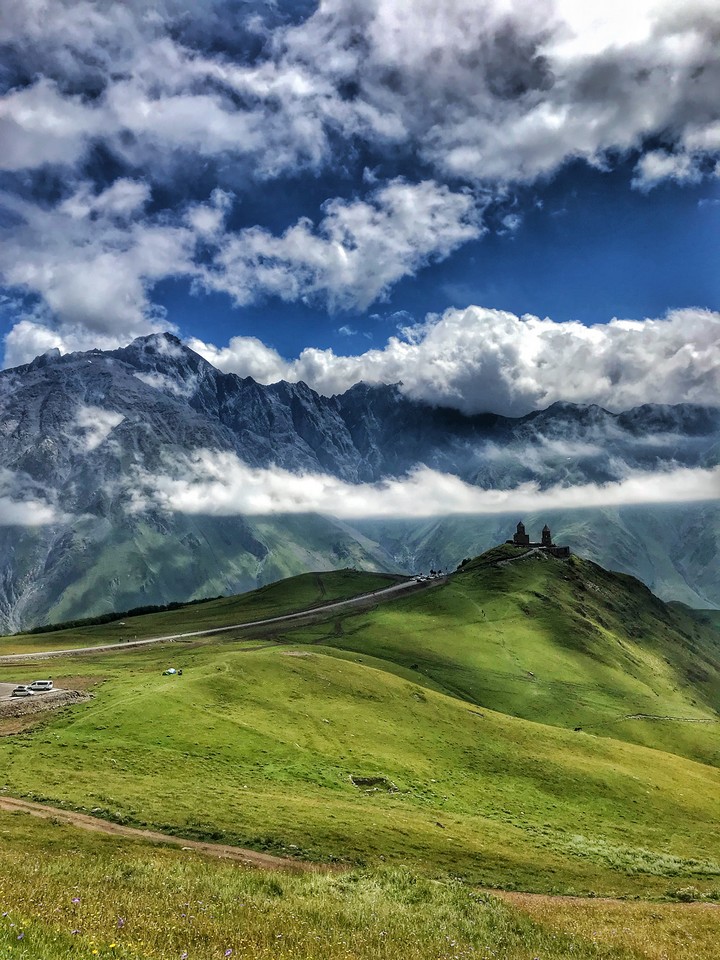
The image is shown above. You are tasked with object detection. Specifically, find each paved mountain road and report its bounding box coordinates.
[0,577,445,663]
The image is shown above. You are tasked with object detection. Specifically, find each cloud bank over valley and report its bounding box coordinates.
[130,452,720,521]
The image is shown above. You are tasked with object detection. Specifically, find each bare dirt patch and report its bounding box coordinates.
[350,775,398,793]
[0,689,92,723]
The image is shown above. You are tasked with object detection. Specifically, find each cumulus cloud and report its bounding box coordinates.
[2,1,720,373]
[190,305,720,415]
[198,179,483,310]
[632,150,703,190]
[131,450,720,519]
[2,0,720,189]
[1,178,481,366]
[0,182,195,339]
[0,177,204,365]
[187,335,291,385]
[3,319,137,370]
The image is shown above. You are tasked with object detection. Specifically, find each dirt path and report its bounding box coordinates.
[622,714,720,723]
[5,796,717,906]
[0,578,443,663]
[0,796,334,873]
[492,888,720,910]
[496,547,545,567]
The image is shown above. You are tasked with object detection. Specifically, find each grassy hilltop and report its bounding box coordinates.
[310,546,720,764]
[0,547,719,958]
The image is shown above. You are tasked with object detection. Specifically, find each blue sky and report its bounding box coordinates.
[1,0,719,415]
[151,160,720,362]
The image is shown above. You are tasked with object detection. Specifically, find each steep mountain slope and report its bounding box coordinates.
[0,332,718,629]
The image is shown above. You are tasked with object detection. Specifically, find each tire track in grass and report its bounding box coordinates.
[0,796,339,873]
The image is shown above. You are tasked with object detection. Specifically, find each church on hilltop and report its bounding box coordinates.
[506,522,571,558]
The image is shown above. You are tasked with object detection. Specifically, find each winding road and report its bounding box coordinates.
[0,576,444,663]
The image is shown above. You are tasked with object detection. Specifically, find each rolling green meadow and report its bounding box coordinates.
[0,549,719,957]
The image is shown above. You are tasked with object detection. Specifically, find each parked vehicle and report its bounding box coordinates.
[28,680,53,692]
[11,685,34,697]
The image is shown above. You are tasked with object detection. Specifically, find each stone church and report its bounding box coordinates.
[506,522,571,558]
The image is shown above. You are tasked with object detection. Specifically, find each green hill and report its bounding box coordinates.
[0,546,719,904]
[289,547,720,766]
[2,638,720,898]
[0,568,405,655]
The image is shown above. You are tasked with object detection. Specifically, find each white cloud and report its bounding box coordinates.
[3,319,136,369]
[1,0,719,189]
[0,79,107,171]
[186,335,291,384]
[0,468,67,526]
[0,496,63,526]
[0,180,196,358]
[0,178,480,364]
[632,150,702,190]
[190,305,720,415]
[198,179,483,311]
[2,1,720,375]
[59,179,151,219]
[185,189,233,237]
[133,371,197,398]
[74,405,125,452]
[131,450,720,519]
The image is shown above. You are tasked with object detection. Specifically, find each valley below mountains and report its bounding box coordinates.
[0,332,718,631]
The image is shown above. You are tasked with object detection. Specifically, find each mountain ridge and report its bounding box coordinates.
[0,332,718,630]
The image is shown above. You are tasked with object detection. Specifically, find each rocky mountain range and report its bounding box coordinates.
[0,332,718,631]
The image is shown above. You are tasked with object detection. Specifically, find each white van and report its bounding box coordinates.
[28,680,53,692]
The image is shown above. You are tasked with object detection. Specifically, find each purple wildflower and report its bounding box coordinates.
[71,897,81,905]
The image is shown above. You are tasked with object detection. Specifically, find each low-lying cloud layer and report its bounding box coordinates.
[131,450,720,519]
[190,306,720,415]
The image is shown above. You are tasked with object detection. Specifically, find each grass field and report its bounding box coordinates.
[0,637,719,897]
[0,550,718,957]
[0,569,404,655]
[1,812,719,960]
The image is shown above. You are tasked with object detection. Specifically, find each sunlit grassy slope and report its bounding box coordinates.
[1,635,720,897]
[0,568,403,654]
[0,545,718,919]
[280,547,720,765]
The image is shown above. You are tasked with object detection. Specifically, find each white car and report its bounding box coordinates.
[11,685,34,698]
[28,680,53,692]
